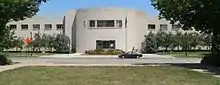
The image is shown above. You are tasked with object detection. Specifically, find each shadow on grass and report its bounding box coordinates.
[133,63,220,75]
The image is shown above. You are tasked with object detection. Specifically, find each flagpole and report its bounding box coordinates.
[125,13,128,52]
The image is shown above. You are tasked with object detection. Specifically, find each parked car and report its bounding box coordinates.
[118,51,143,59]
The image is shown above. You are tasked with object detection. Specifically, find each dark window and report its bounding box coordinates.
[21,24,28,30]
[45,24,52,30]
[33,24,40,30]
[160,24,168,30]
[89,20,95,27]
[56,24,63,30]
[9,25,17,30]
[172,24,181,30]
[96,40,115,49]
[97,20,115,27]
[116,20,122,27]
[148,24,156,30]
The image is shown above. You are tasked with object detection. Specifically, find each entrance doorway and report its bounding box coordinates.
[96,40,115,49]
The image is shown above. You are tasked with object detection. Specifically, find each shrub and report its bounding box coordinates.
[85,49,124,55]
[0,54,12,65]
[201,54,220,66]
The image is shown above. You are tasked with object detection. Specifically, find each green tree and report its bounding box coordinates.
[0,0,47,52]
[201,33,212,51]
[0,28,17,51]
[151,0,220,55]
[31,33,42,51]
[13,37,25,51]
[156,31,167,51]
[142,32,157,53]
[174,32,183,51]
[53,34,70,53]
[42,34,55,52]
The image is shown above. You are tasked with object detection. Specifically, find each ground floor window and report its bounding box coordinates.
[96,40,115,49]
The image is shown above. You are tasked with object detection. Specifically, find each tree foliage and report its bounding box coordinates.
[53,34,70,53]
[142,32,157,53]
[151,0,220,55]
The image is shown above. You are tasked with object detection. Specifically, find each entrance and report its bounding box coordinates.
[96,40,115,49]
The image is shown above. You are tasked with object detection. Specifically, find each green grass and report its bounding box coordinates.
[0,66,219,85]
[1,52,54,57]
[158,52,210,58]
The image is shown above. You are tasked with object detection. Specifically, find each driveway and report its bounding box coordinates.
[9,54,201,65]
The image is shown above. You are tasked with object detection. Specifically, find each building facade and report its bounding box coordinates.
[7,7,184,53]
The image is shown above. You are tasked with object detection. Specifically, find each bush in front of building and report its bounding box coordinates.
[85,49,125,55]
[0,54,12,65]
[141,31,158,53]
[53,34,70,53]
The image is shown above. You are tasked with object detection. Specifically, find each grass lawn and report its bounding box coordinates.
[158,51,210,58]
[1,52,54,57]
[0,66,219,85]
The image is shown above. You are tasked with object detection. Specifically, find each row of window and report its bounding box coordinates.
[9,24,64,30]
[148,24,181,31]
[89,20,122,28]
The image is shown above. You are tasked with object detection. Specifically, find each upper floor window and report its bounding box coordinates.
[97,20,115,27]
[148,24,156,30]
[33,24,40,30]
[89,20,95,27]
[160,24,168,31]
[116,20,122,28]
[21,24,28,30]
[56,24,63,30]
[9,24,17,30]
[45,24,52,30]
[172,24,181,30]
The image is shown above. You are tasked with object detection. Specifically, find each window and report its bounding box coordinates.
[96,40,115,49]
[160,24,168,30]
[56,24,63,30]
[9,25,17,30]
[33,24,40,30]
[148,24,156,30]
[116,20,122,28]
[21,24,28,30]
[89,20,96,27]
[45,24,52,30]
[97,20,115,27]
[172,24,181,30]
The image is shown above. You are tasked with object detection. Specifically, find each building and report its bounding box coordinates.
[7,7,184,53]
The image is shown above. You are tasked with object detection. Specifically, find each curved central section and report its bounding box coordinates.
[74,8,146,53]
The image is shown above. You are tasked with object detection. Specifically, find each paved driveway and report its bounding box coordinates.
[10,56,202,65]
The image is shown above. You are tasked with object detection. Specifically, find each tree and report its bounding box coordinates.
[151,0,220,55]
[0,0,47,51]
[174,32,183,51]
[13,37,25,51]
[142,32,157,53]
[42,34,55,52]
[156,31,167,51]
[201,33,212,51]
[53,34,70,53]
[31,33,43,51]
[0,28,17,51]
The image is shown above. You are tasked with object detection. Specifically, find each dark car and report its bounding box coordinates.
[118,51,143,59]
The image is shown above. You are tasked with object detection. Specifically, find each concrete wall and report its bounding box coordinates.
[70,8,147,53]
[7,16,63,38]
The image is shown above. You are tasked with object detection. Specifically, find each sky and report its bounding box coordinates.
[37,0,159,17]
